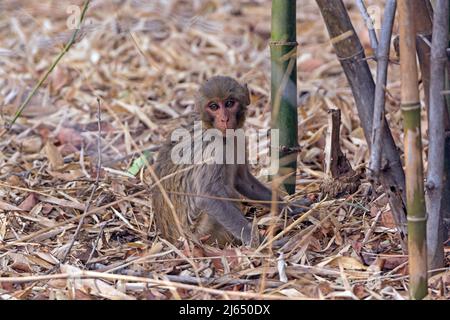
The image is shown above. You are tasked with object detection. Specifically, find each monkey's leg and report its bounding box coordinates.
[196,191,259,247]
[194,213,238,246]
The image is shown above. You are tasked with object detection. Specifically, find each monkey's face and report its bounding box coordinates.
[204,98,242,134]
[196,76,249,133]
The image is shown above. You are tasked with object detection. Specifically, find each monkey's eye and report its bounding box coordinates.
[208,103,219,111]
[225,99,235,108]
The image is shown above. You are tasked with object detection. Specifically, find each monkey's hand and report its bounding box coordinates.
[242,225,261,248]
[251,230,261,248]
[281,197,311,216]
[271,236,290,250]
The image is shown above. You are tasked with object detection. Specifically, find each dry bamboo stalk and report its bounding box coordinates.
[425,0,448,271]
[412,0,434,114]
[444,0,450,248]
[369,0,397,177]
[399,0,428,300]
[355,0,379,52]
[315,0,408,247]
[324,109,342,178]
[324,109,352,178]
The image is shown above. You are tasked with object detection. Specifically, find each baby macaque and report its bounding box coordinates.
[152,76,307,247]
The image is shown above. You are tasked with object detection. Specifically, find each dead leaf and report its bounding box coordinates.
[279,288,304,298]
[37,195,84,210]
[57,127,83,148]
[353,284,368,299]
[60,265,136,300]
[299,58,324,72]
[59,143,80,156]
[50,66,69,93]
[42,203,54,214]
[6,175,24,187]
[0,200,23,211]
[381,211,396,229]
[27,255,54,270]
[21,136,43,153]
[18,193,38,211]
[324,256,367,271]
[9,253,32,273]
[44,141,64,170]
[381,256,408,271]
[47,170,84,181]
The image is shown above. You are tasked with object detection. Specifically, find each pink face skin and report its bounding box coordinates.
[205,98,240,133]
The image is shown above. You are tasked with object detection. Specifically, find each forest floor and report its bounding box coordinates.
[0,0,448,300]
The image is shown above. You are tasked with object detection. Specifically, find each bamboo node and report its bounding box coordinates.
[400,102,421,111]
[407,215,428,222]
[279,145,302,155]
[425,181,435,190]
[337,48,364,62]
[269,40,298,47]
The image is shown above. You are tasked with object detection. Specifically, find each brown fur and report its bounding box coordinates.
[152,76,308,247]
[196,76,249,129]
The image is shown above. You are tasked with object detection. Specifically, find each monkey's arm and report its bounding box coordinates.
[235,166,310,213]
[235,165,280,208]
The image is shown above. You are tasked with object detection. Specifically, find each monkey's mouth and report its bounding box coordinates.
[221,128,238,136]
[215,125,235,135]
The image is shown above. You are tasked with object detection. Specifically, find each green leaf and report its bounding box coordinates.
[128,151,152,176]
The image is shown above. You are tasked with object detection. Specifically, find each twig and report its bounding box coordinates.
[258,174,283,295]
[119,270,284,288]
[0,271,302,300]
[86,221,109,266]
[361,208,383,246]
[103,103,186,240]
[284,192,360,258]
[102,145,161,166]
[158,238,204,285]
[418,34,432,48]
[0,189,147,251]
[253,196,332,255]
[369,0,397,177]
[59,98,102,264]
[0,169,306,251]
[8,0,91,127]
[355,0,379,52]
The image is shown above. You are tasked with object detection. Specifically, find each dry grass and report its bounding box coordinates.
[0,0,448,300]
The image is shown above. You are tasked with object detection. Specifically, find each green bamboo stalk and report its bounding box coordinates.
[270,0,298,195]
[399,0,428,300]
[9,0,91,126]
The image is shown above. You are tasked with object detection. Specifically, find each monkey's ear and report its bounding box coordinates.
[242,83,250,106]
[194,92,205,112]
